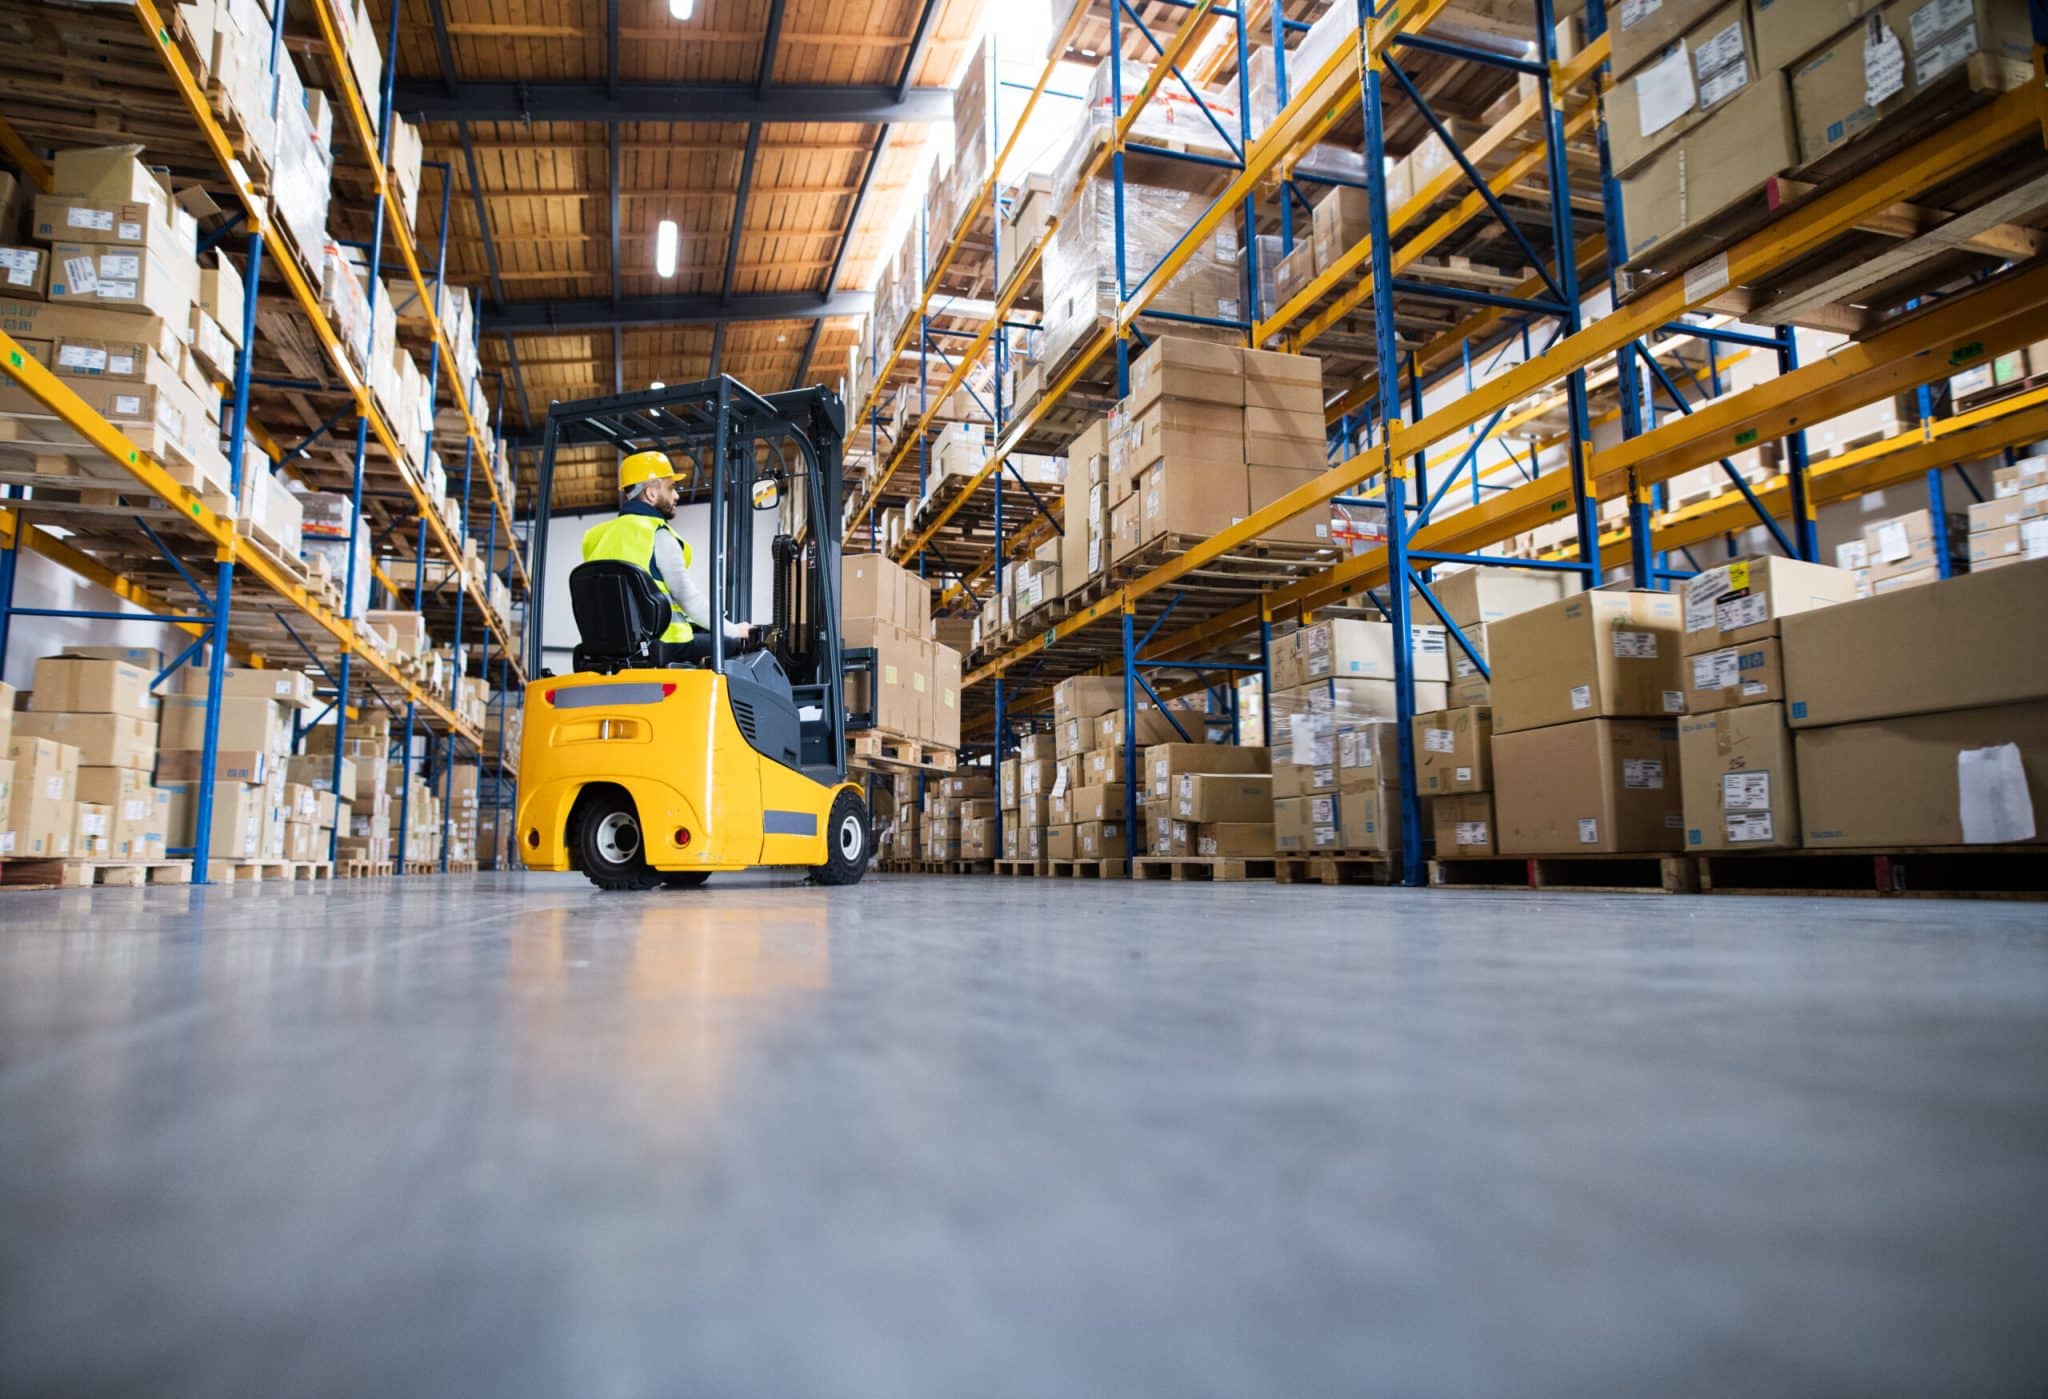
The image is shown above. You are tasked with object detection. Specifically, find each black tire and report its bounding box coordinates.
[572,789,663,891]
[660,871,712,889]
[810,789,871,886]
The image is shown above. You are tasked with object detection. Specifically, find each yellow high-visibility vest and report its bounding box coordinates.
[582,513,693,643]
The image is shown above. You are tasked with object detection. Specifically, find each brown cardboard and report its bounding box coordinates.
[1110,493,1143,563]
[1611,0,1728,76]
[1195,822,1275,857]
[1143,743,1269,802]
[1492,718,1685,854]
[1311,185,1372,272]
[1792,0,2034,167]
[77,766,155,857]
[1431,568,1577,629]
[1448,623,1491,706]
[0,245,47,298]
[1431,792,1496,857]
[1863,509,1967,583]
[1076,820,1127,859]
[1336,721,1401,792]
[1045,823,1077,860]
[0,297,187,361]
[1681,556,1858,654]
[1752,0,1880,73]
[1781,556,2048,727]
[5,735,79,858]
[154,746,270,786]
[1136,457,1250,544]
[177,664,319,710]
[1297,617,1450,684]
[159,693,287,754]
[842,554,902,629]
[1273,795,1335,853]
[48,235,198,321]
[72,801,111,857]
[1274,242,1316,306]
[1679,702,1800,851]
[13,711,155,770]
[1173,773,1272,823]
[1122,398,1245,476]
[1068,783,1129,824]
[1488,590,1687,734]
[1125,335,1241,414]
[1412,706,1492,794]
[1620,78,1798,263]
[1607,1,1760,177]
[1795,700,2048,847]
[932,643,962,750]
[1334,787,1401,853]
[1684,635,1786,713]
[30,656,157,718]
[1095,699,1206,750]
[205,781,267,859]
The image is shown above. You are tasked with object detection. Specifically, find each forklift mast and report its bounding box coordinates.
[526,375,857,779]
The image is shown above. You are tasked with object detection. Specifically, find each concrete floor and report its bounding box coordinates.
[0,874,2045,1397]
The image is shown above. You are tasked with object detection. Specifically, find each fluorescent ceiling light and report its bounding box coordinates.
[655,219,678,278]
[669,0,694,18]
[649,380,665,390]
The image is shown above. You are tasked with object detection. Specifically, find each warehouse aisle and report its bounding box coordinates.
[1,875,2045,1396]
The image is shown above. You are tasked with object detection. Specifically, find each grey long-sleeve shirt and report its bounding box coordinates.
[648,525,746,641]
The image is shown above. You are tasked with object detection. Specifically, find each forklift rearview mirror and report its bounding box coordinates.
[751,478,781,511]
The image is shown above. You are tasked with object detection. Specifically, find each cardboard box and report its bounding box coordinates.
[1607,1,1761,177]
[1413,706,1492,795]
[1796,700,2048,847]
[1681,556,1858,654]
[7,736,79,857]
[1311,185,1372,272]
[204,781,267,859]
[1125,335,1241,414]
[1274,795,1337,852]
[1431,792,1496,857]
[1076,820,1127,859]
[1195,822,1275,858]
[30,656,158,718]
[13,711,156,770]
[288,753,356,801]
[72,801,111,857]
[1752,0,1880,74]
[1620,78,1799,263]
[1487,590,1687,734]
[1610,0,1729,76]
[1110,492,1143,564]
[1143,743,1269,801]
[1431,568,1577,629]
[1274,241,1316,306]
[1332,787,1401,853]
[1135,457,1250,545]
[0,245,47,298]
[1863,509,1968,584]
[842,553,902,628]
[1045,823,1077,860]
[1121,397,1245,477]
[1791,0,2034,168]
[1240,349,1323,413]
[1296,617,1449,685]
[159,693,288,755]
[1173,773,1272,823]
[77,766,156,857]
[153,747,271,785]
[1068,783,1129,824]
[48,235,199,321]
[1247,465,1332,546]
[1448,624,1491,706]
[1492,718,1685,854]
[1684,636,1786,713]
[1781,556,2048,727]
[178,664,319,710]
[1680,702,1800,851]
[1336,721,1401,792]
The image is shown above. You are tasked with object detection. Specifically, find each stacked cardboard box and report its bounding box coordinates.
[4,677,80,860]
[1006,729,1059,862]
[1114,338,1245,562]
[1675,558,1857,851]
[1862,507,1968,593]
[159,662,316,861]
[1145,743,1274,857]
[1415,706,1497,857]
[1242,350,1332,546]
[1967,458,2048,572]
[922,772,993,861]
[14,656,166,861]
[1428,567,1580,709]
[1782,557,2048,846]
[888,772,922,861]
[1489,591,1688,854]
[1268,617,1448,853]
[313,707,394,864]
[842,553,963,751]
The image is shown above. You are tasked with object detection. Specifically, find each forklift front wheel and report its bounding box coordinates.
[661,871,712,889]
[811,790,871,887]
[574,789,664,892]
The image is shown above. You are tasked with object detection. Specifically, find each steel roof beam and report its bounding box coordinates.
[480,291,872,332]
[393,82,953,123]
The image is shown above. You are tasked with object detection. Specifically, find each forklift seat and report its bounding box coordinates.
[568,560,697,673]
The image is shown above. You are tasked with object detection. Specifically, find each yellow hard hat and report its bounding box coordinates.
[620,450,676,490]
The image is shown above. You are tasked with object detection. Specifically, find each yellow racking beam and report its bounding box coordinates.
[0,112,52,193]
[964,82,2047,685]
[125,0,520,677]
[302,0,527,595]
[0,330,475,740]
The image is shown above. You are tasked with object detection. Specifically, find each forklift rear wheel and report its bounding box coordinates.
[661,871,712,889]
[811,790,870,886]
[575,792,663,891]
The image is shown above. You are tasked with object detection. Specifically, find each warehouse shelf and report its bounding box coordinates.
[867,1,2048,884]
[0,0,525,877]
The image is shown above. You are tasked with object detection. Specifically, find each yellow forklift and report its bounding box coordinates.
[517,377,875,890]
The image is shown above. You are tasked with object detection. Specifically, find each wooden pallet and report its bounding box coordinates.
[907,859,992,875]
[441,860,480,874]
[994,858,1047,877]
[1429,853,1698,894]
[402,860,442,875]
[340,858,396,878]
[1046,857,1127,878]
[1695,845,2048,900]
[1274,852,1398,886]
[206,859,332,884]
[0,858,193,889]
[1132,856,1274,882]
[848,732,959,775]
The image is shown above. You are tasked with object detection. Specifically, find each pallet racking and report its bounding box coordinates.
[838,0,2048,884]
[0,0,528,879]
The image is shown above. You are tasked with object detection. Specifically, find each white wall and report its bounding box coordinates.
[4,550,189,691]
[537,501,778,672]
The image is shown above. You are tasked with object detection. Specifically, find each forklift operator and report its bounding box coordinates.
[582,449,752,665]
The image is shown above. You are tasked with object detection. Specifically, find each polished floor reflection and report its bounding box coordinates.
[1,871,2045,1396]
